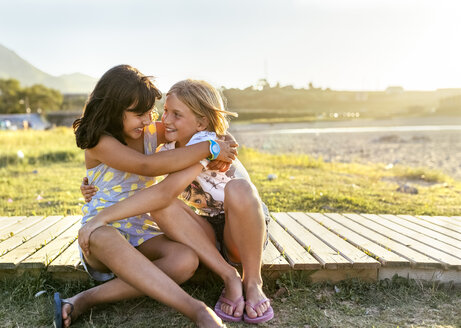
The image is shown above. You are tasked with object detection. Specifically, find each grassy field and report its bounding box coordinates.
[1,128,461,327]
[1,128,461,216]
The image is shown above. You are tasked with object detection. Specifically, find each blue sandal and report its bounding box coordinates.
[53,292,74,328]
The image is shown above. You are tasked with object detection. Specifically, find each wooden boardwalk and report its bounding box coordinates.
[1,213,460,284]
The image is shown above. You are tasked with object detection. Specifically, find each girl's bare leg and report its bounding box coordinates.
[222,179,270,319]
[61,227,223,328]
[151,200,244,318]
[61,234,198,327]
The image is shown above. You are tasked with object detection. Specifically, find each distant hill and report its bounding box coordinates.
[0,44,97,94]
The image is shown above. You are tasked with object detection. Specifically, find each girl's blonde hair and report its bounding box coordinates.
[167,79,237,135]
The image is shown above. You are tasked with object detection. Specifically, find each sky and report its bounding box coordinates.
[1,0,460,92]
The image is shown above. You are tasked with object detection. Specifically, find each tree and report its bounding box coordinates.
[0,79,23,113]
[0,79,63,114]
[24,84,63,111]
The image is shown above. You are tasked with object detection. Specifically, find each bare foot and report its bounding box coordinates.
[196,306,226,328]
[219,271,244,318]
[243,281,270,319]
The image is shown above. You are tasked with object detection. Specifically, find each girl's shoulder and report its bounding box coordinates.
[85,135,131,169]
[144,122,158,137]
[85,134,118,155]
[144,122,160,155]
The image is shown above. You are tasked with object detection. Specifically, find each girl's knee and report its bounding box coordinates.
[151,199,185,223]
[88,225,118,250]
[182,246,200,272]
[170,244,199,276]
[225,179,259,206]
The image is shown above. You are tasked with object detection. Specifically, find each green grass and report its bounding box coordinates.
[0,128,85,216]
[239,147,461,216]
[1,272,460,327]
[1,129,461,327]
[1,129,461,216]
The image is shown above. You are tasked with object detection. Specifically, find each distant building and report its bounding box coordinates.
[0,113,50,130]
[385,86,404,95]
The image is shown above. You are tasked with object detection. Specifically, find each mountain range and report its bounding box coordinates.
[0,44,97,94]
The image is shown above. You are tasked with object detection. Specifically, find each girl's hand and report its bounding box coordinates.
[215,139,238,163]
[222,132,238,145]
[78,217,106,257]
[207,160,231,172]
[80,177,97,203]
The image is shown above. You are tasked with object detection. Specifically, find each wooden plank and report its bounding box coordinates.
[268,217,321,270]
[272,212,349,269]
[0,216,79,269]
[336,214,441,269]
[0,216,26,230]
[0,213,456,282]
[295,213,380,269]
[418,215,461,233]
[19,219,81,269]
[261,240,290,270]
[0,216,45,242]
[309,213,409,267]
[0,216,63,256]
[354,214,461,269]
[400,215,461,241]
[433,216,461,228]
[378,214,461,251]
[47,239,81,272]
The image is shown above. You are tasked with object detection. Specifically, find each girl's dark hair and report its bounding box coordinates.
[73,64,162,149]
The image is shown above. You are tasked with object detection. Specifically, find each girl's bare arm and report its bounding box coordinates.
[87,135,237,177]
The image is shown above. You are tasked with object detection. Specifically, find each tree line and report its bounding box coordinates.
[0,77,332,114]
[2,77,460,118]
[0,79,62,114]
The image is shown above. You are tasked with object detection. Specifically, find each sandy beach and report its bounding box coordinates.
[230,116,461,180]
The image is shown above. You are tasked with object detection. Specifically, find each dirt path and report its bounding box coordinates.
[231,119,461,180]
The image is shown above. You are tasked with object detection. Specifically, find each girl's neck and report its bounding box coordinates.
[175,133,197,148]
[175,139,188,148]
[125,133,145,153]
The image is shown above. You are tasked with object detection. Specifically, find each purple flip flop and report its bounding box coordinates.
[243,298,274,324]
[214,289,244,322]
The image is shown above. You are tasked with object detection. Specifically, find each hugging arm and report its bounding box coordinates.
[88,133,237,177]
[79,163,203,256]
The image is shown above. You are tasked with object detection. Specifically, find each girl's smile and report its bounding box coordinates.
[123,109,153,140]
[162,94,207,147]
[164,127,177,133]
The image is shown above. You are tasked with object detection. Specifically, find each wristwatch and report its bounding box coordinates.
[207,139,220,160]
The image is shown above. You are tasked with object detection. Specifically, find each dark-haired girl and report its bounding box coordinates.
[55,65,236,328]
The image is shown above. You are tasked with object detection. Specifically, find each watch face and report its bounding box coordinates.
[212,143,220,153]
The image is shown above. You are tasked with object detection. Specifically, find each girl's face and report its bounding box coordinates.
[162,94,207,147]
[122,107,154,141]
